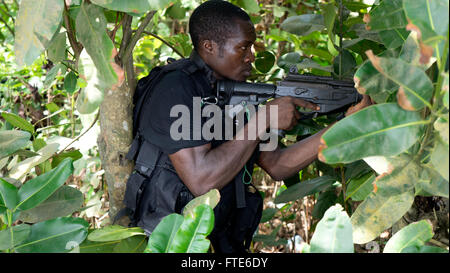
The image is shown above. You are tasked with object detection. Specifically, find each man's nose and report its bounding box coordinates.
[245,45,255,63]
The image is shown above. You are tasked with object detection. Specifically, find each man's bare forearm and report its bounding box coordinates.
[170,110,268,196]
[258,126,330,180]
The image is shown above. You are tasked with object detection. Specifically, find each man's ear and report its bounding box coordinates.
[200,39,217,55]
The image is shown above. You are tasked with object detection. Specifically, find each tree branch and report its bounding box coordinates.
[119,10,156,65]
[0,15,13,36]
[63,1,82,60]
[141,30,185,58]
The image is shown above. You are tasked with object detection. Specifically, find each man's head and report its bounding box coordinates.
[189,0,256,82]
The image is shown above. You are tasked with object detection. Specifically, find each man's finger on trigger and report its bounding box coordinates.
[294,110,301,120]
[293,98,319,111]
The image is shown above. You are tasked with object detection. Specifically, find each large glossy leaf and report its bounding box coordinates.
[169,204,214,253]
[0,130,31,159]
[281,14,325,36]
[79,239,120,253]
[365,0,409,49]
[91,0,171,14]
[319,103,426,164]
[415,166,449,198]
[146,213,184,253]
[274,176,336,204]
[403,0,449,61]
[1,112,34,133]
[384,220,434,253]
[430,138,449,181]
[401,245,448,253]
[0,224,31,250]
[14,0,64,66]
[75,2,118,88]
[354,33,427,103]
[183,189,220,217]
[310,204,353,253]
[366,0,407,31]
[0,177,18,212]
[16,158,74,211]
[366,52,433,111]
[113,235,147,253]
[351,189,415,244]
[14,217,88,253]
[87,225,145,242]
[9,143,60,180]
[18,186,83,223]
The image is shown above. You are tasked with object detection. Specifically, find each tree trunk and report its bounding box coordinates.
[97,80,134,225]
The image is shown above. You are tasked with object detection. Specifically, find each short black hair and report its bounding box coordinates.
[189,0,251,51]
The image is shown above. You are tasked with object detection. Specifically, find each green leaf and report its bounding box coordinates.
[146,213,184,253]
[333,50,356,77]
[366,53,433,111]
[14,217,88,253]
[415,166,449,198]
[1,112,34,134]
[297,58,333,73]
[401,245,448,253]
[434,114,449,145]
[9,143,60,180]
[76,2,118,88]
[403,0,448,60]
[367,0,408,31]
[47,32,67,64]
[16,158,74,211]
[321,2,337,43]
[365,0,410,49]
[255,51,275,74]
[183,189,220,217]
[169,204,214,253]
[281,14,325,37]
[113,235,147,253]
[0,130,31,159]
[319,103,426,164]
[260,208,278,223]
[76,49,105,114]
[351,189,415,244]
[310,204,354,253]
[91,0,170,14]
[312,187,339,220]
[87,225,146,242]
[237,0,260,14]
[64,71,78,94]
[0,177,19,211]
[384,220,434,253]
[430,138,449,181]
[274,176,336,204]
[18,186,83,223]
[0,224,31,250]
[166,1,186,20]
[79,238,120,253]
[345,172,375,201]
[443,73,449,108]
[14,0,64,66]
[51,149,83,168]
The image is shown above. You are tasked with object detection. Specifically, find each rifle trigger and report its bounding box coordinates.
[201,96,218,105]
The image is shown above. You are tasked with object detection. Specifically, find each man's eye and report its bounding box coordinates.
[240,46,247,51]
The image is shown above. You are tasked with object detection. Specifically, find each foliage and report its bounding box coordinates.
[0,0,448,253]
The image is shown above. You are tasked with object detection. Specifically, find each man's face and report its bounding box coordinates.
[205,19,256,82]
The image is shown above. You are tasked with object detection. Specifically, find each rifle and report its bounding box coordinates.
[215,68,362,120]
